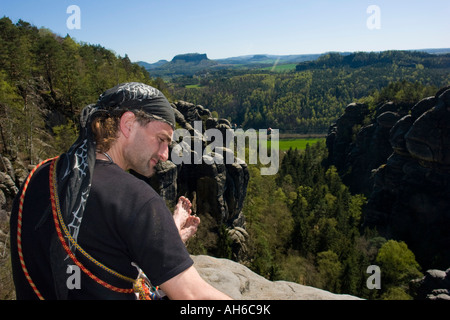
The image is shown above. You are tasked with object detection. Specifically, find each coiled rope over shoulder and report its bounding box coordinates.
[17,157,161,300]
[49,157,135,295]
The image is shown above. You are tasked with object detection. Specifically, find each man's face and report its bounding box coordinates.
[124,119,173,178]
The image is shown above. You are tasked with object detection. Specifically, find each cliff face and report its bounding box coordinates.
[326,86,450,270]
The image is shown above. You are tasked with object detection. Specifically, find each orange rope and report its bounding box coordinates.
[17,157,58,300]
[48,158,134,295]
[16,156,157,300]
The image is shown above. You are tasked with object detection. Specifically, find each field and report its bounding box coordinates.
[261,63,298,72]
[185,84,202,89]
[275,138,324,151]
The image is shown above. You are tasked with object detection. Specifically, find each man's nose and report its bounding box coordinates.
[158,144,169,162]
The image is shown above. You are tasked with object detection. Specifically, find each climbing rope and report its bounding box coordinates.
[17,157,56,300]
[49,157,135,295]
[17,157,161,300]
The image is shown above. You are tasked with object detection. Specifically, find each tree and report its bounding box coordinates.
[291,185,324,255]
[317,250,342,292]
[61,35,83,112]
[34,29,64,99]
[244,165,293,280]
[0,71,22,157]
[375,240,422,289]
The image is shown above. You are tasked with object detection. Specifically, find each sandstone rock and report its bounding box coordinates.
[326,102,369,172]
[405,89,450,165]
[376,111,401,128]
[327,102,401,195]
[173,100,204,124]
[152,160,178,201]
[410,96,435,120]
[0,171,18,198]
[0,156,15,183]
[205,118,219,130]
[193,255,362,300]
[410,268,450,300]
[145,101,250,259]
[328,86,450,269]
[389,115,414,155]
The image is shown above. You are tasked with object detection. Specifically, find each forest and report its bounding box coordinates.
[0,17,446,300]
[0,17,165,163]
[168,51,450,133]
[236,140,423,300]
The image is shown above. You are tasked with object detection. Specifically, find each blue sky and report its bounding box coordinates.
[1,0,449,63]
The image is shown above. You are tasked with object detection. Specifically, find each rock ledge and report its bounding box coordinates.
[193,255,362,300]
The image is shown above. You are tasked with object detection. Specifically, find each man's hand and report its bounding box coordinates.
[173,196,200,243]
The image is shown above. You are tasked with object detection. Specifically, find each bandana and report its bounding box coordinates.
[96,82,175,128]
[55,82,175,249]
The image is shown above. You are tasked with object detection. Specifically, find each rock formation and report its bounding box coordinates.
[326,101,410,195]
[192,255,362,300]
[144,101,250,260]
[0,155,21,228]
[326,86,450,269]
[172,53,209,63]
[410,268,450,300]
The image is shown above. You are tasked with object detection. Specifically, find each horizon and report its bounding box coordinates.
[138,48,450,64]
[1,0,449,64]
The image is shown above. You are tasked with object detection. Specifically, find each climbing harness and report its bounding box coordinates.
[16,157,162,300]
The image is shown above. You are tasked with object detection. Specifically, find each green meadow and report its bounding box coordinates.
[261,63,298,72]
[268,137,325,151]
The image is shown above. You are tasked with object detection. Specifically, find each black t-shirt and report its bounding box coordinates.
[10,160,193,300]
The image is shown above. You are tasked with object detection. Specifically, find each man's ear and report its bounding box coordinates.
[119,111,136,139]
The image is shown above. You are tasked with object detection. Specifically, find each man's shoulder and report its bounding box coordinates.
[93,161,157,196]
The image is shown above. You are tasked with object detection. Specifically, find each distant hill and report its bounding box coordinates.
[172,53,210,63]
[136,59,169,70]
[137,53,326,78]
[138,48,450,79]
[137,53,219,78]
[215,53,323,65]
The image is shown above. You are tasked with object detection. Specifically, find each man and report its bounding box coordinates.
[10,82,231,300]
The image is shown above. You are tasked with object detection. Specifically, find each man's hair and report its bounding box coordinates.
[91,109,157,153]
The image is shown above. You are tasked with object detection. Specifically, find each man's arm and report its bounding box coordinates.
[165,197,230,299]
[159,266,232,300]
